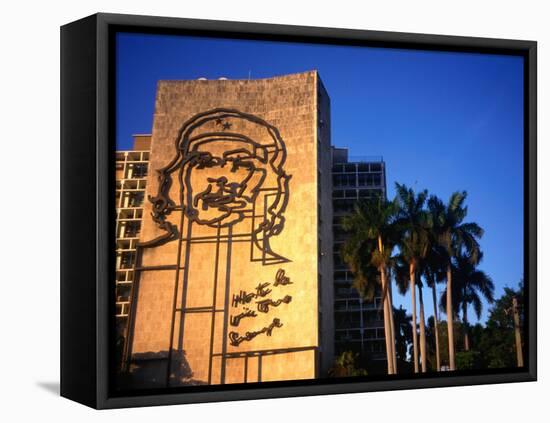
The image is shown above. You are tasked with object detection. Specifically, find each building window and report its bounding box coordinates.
[332,173,356,187]
[333,199,355,213]
[358,173,382,187]
[358,189,374,198]
[121,191,144,208]
[334,252,344,268]
[129,163,148,179]
[122,221,141,238]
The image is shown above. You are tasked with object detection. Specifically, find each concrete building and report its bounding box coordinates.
[115,135,151,320]
[115,135,151,372]
[331,147,388,364]
[123,71,335,388]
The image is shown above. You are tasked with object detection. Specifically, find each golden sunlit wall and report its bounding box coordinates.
[126,71,334,388]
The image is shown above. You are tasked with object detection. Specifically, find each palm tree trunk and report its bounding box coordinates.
[446,263,456,370]
[377,235,395,374]
[512,297,524,367]
[387,275,397,372]
[380,266,395,375]
[418,284,427,372]
[410,262,419,373]
[463,301,470,351]
[431,283,441,371]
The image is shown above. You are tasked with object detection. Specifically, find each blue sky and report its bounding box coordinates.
[116,32,524,324]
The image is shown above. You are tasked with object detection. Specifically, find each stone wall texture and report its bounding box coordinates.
[128,71,334,388]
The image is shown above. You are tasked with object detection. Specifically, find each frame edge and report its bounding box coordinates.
[84,12,538,409]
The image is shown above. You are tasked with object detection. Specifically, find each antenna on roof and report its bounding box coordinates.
[248,70,251,80]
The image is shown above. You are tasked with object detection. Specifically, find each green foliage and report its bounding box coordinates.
[329,351,368,377]
[456,350,482,370]
[477,282,525,368]
[425,318,454,370]
[439,252,495,319]
[337,179,523,375]
[393,305,413,362]
[340,194,398,301]
[427,192,483,264]
[394,183,431,267]
[425,282,524,371]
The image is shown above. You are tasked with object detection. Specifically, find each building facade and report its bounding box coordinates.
[115,136,151,320]
[123,71,335,389]
[331,147,388,365]
[114,135,151,369]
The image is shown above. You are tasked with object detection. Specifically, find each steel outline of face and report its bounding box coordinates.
[183,137,269,227]
[140,108,291,265]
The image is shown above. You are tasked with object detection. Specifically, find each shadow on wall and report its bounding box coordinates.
[116,350,207,391]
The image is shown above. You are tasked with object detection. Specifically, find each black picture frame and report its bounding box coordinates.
[60,12,537,409]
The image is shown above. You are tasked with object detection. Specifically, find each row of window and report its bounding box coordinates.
[115,151,150,163]
[115,191,145,209]
[333,173,382,188]
[117,208,143,221]
[114,153,148,319]
[335,330,386,346]
[332,188,381,200]
[116,251,136,270]
[115,301,131,318]
[334,269,354,282]
[333,199,357,214]
[116,284,131,302]
[336,327,385,339]
[116,269,134,283]
[334,298,383,312]
[332,163,382,173]
[335,311,383,328]
[116,178,147,192]
[116,221,141,239]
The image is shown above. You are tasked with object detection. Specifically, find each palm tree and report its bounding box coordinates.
[393,254,421,372]
[329,351,368,377]
[394,183,430,373]
[428,192,483,370]
[416,277,428,372]
[422,248,446,371]
[393,305,413,370]
[386,268,398,373]
[440,252,495,351]
[341,195,398,374]
[393,255,414,367]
